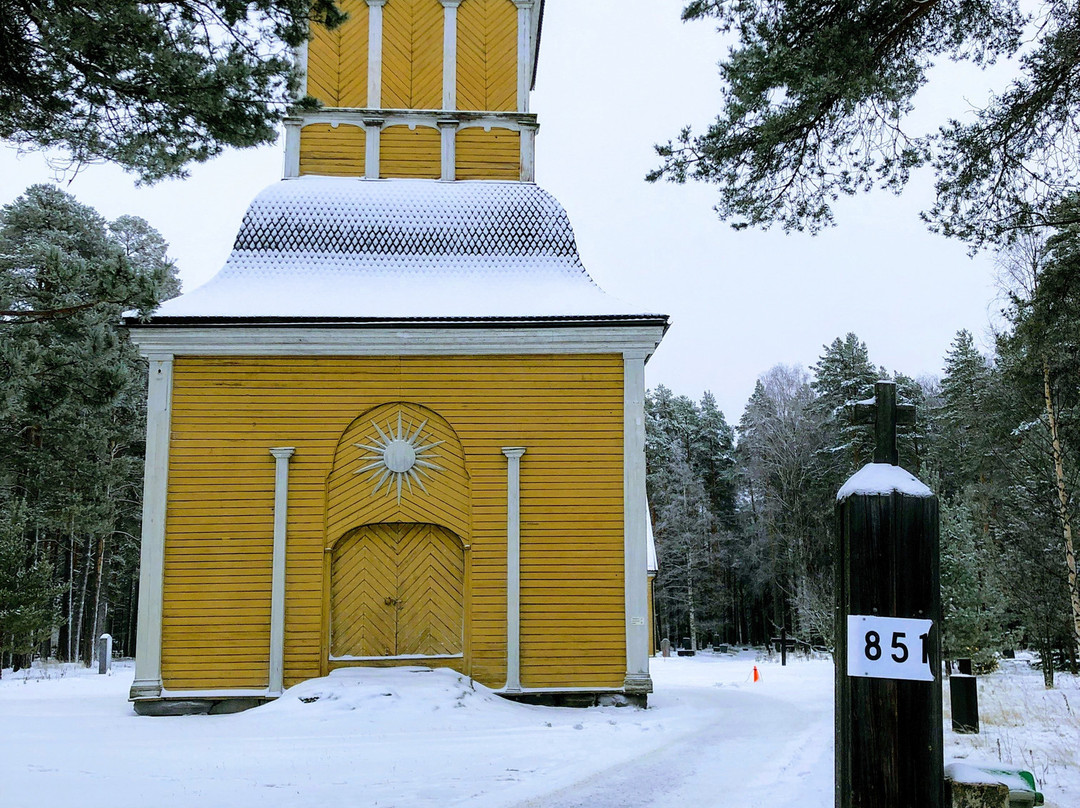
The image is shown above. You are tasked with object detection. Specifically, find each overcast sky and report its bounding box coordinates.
[0,1,1010,423]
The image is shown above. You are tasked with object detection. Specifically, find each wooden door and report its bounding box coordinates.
[331,523,464,658]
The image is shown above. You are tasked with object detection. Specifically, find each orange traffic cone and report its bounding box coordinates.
[753,665,760,682]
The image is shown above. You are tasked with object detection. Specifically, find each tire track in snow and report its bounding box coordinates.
[505,685,832,808]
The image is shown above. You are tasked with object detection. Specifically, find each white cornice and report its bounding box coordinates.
[126,324,667,360]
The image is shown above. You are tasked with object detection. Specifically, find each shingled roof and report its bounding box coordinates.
[146,177,662,323]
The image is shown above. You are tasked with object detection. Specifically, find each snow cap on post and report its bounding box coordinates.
[837,463,933,501]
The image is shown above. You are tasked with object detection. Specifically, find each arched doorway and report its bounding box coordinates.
[330,522,465,659]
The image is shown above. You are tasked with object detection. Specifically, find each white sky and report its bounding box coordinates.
[0,1,1008,423]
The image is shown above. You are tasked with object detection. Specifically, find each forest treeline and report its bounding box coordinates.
[649,215,1080,686]
[0,186,177,676]
[2,183,1079,689]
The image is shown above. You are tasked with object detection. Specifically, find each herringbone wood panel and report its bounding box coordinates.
[331,523,464,658]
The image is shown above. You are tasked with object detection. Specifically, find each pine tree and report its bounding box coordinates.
[650,1,1080,247]
[1,2,346,181]
[0,184,174,665]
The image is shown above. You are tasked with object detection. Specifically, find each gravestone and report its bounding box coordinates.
[660,638,671,658]
[98,634,112,675]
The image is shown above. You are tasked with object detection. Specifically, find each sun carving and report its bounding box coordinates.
[354,412,445,504]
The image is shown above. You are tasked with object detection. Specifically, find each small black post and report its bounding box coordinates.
[781,624,788,666]
[836,382,943,808]
[950,675,980,733]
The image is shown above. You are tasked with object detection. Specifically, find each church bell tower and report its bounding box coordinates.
[284,0,542,182]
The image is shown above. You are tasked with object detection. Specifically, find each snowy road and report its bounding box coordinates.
[0,653,830,808]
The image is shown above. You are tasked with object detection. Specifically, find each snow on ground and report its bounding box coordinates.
[0,652,1074,807]
[943,656,1079,806]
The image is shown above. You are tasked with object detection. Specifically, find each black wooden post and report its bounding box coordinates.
[836,381,943,808]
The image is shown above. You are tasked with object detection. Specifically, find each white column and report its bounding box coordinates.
[513,1,533,113]
[131,355,174,701]
[519,123,536,182]
[283,118,302,178]
[365,119,383,178]
[441,1,462,110]
[293,37,309,101]
[623,351,652,694]
[440,120,457,181]
[268,447,295,696]
[367,0,388,108]
[502,447,526,693]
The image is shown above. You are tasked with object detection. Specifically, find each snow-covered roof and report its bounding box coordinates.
[143,177,664,323]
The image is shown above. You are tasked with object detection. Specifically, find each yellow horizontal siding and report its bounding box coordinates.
[456,127,520,180]
[379,125,441,178]
[161,355,626,693]
[299,124,366,177]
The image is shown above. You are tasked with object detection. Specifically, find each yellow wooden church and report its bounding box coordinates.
[125,0,667,714]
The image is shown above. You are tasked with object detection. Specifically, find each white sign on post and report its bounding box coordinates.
[847,615,934,682]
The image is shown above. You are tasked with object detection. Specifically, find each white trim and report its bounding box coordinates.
[441,1,461,110]
[295,108,537,133]
[366,0,387,109]
[294,36,309,101]
[128,325,666,358]
[520,124,536,182]
[439,119,457,181]
[157,688,273,699]
[623,352,653,694]
[283,118,302,178]
[514,1,532,113]
[269,447,295,696]
[329,653,464,662]
[365,118,382,179]
[502,447,526,693]
[130,355,173,701]
[496,686,625,695]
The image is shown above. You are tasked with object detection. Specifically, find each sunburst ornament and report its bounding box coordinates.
[354,412,445,504]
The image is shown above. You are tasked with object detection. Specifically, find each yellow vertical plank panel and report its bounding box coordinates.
[306,21,341,106]
[380,125,441,178]
[457,0,517,112]
[383,0,444,109]
[456,127,520,180]
[485,0,518,112]
[299,124,367,177]
[306,0,370,107]
[338,0,370,108]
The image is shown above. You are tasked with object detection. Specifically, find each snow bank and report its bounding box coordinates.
[248,666,528,726]
[837,462,933,501]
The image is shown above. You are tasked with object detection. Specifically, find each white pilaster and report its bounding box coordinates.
[367,0,388,109]
[623,351,652,694]
[365,119,383,179]
[519,123,536,182]
[131,355,174,701]
[441,1,462,110]
[294,37,309,101]
[283,118,302,178]
[440,120,457,181]
[268,447,295,696]
[502,447,526,693]
[513,1,533,113]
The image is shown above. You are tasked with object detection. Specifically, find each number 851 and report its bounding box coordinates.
[864,630,930,664]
